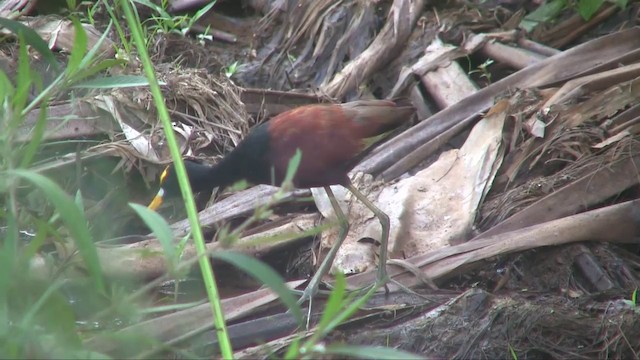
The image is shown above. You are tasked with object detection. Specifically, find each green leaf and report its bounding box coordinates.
[129,203,178,272]
[66,17,88,75]
[75,189,85,214]
[284,338,301,360]
[527,0,567,21]
[13,32,33,124]
[73,75,155,89]
[283,149,302,186]
[0,208,19,302]
[313,284,376,342]
[0,18,60,73]
[578,0,605,20]
[79,20,114,69]
[0,68,15,99]
[139,300,206,314]
[102,3,131,54]
[520,0,567,32]
[213,251,303,325]
[508,343,518,360]
[190,0,217,26]
[315,272,346,332]
[325,345,425,360]
[20,217,50,262]
[19,100,49,168]
[20,279,67,331]
[73,59,127,83]
[133,0,171,18]
[612,0,628,9]
[7,169,105,293]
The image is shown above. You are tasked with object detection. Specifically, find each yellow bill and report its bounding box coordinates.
[148,188,165,210]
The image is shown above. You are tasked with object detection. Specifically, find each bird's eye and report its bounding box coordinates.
[159,166,170,184]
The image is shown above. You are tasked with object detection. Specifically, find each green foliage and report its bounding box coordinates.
[521,0,629,29]
[130,203,185,277]
[577,0,606,20]
[213,251,304,325]
[0,18,60,74]
[509,344,518,360]
[73,74,159,88]
[623,288,638,313]
[9,170,105,293]
[611,0,629,9]
[84,1,103,25]
[0,14,145,358]
[468,58,494,84]
[224,61,239,78]
[101,1,132,55]
[133,0,216,38]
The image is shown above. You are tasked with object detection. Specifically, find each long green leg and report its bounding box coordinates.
[345,181,390,287]
[298,186,350,306]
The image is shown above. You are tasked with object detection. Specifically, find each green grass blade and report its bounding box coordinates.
[0,68,15,99]
[189,0,217,26]
[66,17,88,75]
[73,74,154,89]
[283,149,302,185]
[102,2,131,54]
[74,59,128,82]
[0,207,19,301]
[213,251,304,325]
[284,338,301,360]
[578,0,605,20]
[19,279,66,329]
[20,217,49,262]
[12,32,33,124]
[139,300,206,314]
[324,345,425,360]
[613,0,629,9]
[79,20,113,69]
[120,0,232,355]
[0,18,60,73]
[509,343,518,360]
[8,169,105,293]
[129,203,178,272]
[315,272,346,331]
[75,189,85,213]
[18,100,49,168]
[133,0,171,18]
[321,285,376,338]
[520,0,566,32]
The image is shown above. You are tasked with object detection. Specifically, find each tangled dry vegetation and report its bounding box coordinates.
[2,0,640,358]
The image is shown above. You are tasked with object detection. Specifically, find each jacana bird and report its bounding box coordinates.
[148,99,415,301]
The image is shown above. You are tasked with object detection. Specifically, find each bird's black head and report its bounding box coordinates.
[147,160,213,210]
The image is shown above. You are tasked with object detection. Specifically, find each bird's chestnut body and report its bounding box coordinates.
[149,98,415,302]
[151,99,415,203]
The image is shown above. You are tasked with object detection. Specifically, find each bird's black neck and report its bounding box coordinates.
[185,123,272,193]
[186,157,244,193]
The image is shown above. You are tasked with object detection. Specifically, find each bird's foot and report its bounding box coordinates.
[355,266,425,298]
[294,267,425,329]
[295,278,331,329]
[294,272,386,329]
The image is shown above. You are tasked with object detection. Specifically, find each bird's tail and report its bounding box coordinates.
[342,98,416,167]
[344,98,415,139]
